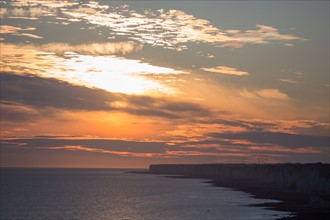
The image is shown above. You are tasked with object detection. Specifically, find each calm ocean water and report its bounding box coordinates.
[1,169,290,220]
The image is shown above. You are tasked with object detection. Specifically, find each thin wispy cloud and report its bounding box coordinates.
[0,25,22,34]
[0,25,42,38]
[240,89,289,100]
[0,8,7,18]
[0,7,48,19]
[10,0,79,8]
[255,89,289,100]
[1,136,325,163]
[222,24,307,48]
[201,66,249,76]
[35,42,143,55]
[208,132,329,149]
[248,146,320,154]
[46,145,168,158]
[279,79,297,84]
[10,8,25,16]
[19,33,43,39]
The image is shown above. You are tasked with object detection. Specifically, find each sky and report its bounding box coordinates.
[0,0,329,168]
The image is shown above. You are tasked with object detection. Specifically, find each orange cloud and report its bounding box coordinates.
[0,25,42,38]
[166,150,246,157]
[0,8,7,18]
[221,24,307,48]
[0,43,184,95]
[201,66,249,76]
[256,89,289,100]
[19,33,43,39]
[240,89,289,100]
[47,145,172,158]
[279,79,297,84]
[248,146,321,154]
[1,106,166,140]
[36,42,143,55]
[11,0,79,8]
[1,25,20,34]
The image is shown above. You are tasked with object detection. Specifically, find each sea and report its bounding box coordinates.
[0,169,290,220]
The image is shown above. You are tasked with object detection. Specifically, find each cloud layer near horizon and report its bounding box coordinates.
[2,72,328,163]
[1,132,328,167]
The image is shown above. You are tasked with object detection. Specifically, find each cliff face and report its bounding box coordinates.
[149,164,330,196]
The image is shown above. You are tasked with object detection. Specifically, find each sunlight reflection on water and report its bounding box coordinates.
[1,169,291,220]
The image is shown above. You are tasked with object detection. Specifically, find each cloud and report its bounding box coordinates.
[0,7,47,19]
[0,8,7,18]
[0,41,143,56]
[164,117,329,147]
[208,132,329,148]
[0,73,210,120]
[10,0,79,8]
[240,89,289,100]
[1,135,322,163]
[182,139,322,155]
[0,25,43,38]
[35,42,143,55]
[0,43,185,95]
[0,101,42,122]
[29,7,45,17]
[122,95,210,119]
[2,2,307,50]
[279,79,297,84]
[0,72,114,111]
[46,145,168,158]
[255,89,289,100]
[0,137,264,160]
[70,7,98,15]
[0,25,22,34]
[57,3,307,50]
[221,24,307,48]
[0,138,173,158]
[168,129,327,162]
[201,66,249,76]
[11,8,26,16]
[247,146,320,154]
[0,138,239,160]
[19,33,43,39]
[165,150,246,157]
[1,124,328,163]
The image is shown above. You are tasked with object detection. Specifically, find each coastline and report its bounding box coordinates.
[166,175,330,220]
[134,163,330,220]
[154,175,330,219]
[208,178,330,220]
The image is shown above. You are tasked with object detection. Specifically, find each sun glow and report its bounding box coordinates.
[60,53,181,95]
[1,43,184,95]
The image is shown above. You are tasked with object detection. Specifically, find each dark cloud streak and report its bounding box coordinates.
[0,72,210,120]
[208,132,329,148]
[0,138,168,154]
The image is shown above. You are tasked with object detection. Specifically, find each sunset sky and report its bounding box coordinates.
[1,0,329,168]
